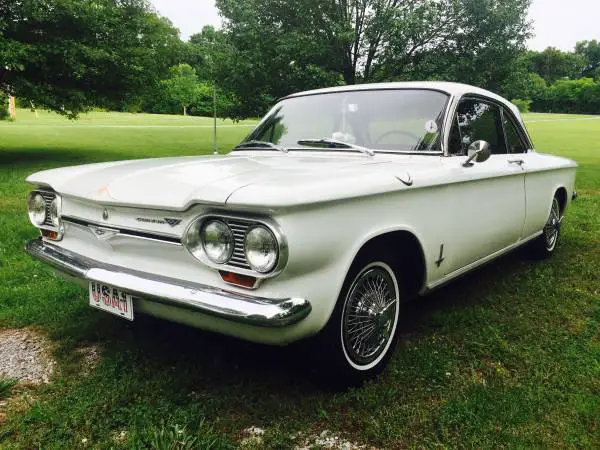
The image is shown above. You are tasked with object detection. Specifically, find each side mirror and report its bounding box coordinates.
[463,140,491,167]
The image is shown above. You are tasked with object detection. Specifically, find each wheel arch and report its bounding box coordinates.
[554,186,568,214]
[340,227,427,303]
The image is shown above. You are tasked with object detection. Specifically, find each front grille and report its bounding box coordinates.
[39,191,56,227]
[224,218,252,270]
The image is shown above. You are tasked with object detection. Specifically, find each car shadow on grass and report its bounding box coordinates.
[78,246,532,394]
[5,244,563,448]
[400,249,528,332]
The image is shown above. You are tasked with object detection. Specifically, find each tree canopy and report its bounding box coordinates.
[214,0,531,112]
[575,40,600,79]
[527,47,585,84]
[0,0,182,117]
[2,0,600,119]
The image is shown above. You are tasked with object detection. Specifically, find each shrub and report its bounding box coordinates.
[511,98,532,113]
[531,78,600,114]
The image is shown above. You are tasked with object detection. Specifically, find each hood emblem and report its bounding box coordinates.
[102,208,109,220]
[88,225,119,240]
[164,218,182,227]
[136,217,182,227]
[395,173,413,186]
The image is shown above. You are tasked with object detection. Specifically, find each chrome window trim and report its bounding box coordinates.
[231,148,445,156]
[183,212,289,280]
[444,93,534,156]
[242,88,451,156]
[499,106,532,154]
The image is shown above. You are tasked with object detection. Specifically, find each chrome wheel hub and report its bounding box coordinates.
[544,198,561,251]
[342,266,398,366]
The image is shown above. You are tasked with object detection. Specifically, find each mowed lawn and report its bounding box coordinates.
[0,109,598,448]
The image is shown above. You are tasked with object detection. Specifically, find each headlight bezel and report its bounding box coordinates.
[27,189,64,241]
[49,196,61,228]
[183,213,288,281]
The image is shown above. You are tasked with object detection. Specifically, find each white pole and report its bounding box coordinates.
[213,82,217,155]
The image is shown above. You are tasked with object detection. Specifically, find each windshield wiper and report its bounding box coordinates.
[234,140,288,153]
[296,138,374,156]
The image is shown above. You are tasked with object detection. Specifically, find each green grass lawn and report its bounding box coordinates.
[0,109,599,448]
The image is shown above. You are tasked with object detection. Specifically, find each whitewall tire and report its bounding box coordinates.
[313,251,403,386]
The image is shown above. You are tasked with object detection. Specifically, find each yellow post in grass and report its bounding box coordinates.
[8,96,16,120]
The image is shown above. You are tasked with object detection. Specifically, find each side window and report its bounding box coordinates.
[448,116,462,155]
[503,110,527,154]
[454,99,506,155]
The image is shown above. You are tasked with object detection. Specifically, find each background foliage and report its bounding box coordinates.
[0,0,183,117]
[1,1,600,119]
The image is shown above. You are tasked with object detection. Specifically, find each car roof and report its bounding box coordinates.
[282,81,522,120]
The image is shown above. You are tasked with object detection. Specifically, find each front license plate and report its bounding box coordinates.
[89,281,134,321]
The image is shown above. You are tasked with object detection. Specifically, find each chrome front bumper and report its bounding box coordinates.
[25,238,311,327]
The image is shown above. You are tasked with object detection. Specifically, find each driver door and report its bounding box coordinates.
[441,98,526,275]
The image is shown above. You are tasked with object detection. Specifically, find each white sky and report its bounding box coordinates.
[151,0,600,51]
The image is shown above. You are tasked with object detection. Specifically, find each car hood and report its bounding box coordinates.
[27,152,443,210]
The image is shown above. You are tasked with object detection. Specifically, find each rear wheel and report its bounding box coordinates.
[314,253,402,386]
[528,195,562,259]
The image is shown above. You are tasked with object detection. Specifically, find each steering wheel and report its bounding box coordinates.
[374,129,421,145]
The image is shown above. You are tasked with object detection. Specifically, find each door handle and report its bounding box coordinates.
[508,159,524,166]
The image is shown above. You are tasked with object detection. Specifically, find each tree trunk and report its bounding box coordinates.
[343,59,356,85]
[183,105,187,116]
[9,96,16,120]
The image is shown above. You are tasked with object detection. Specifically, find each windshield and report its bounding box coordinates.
[243,89,449,153]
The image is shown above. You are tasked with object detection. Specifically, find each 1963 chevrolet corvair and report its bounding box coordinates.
[25,82,577,382]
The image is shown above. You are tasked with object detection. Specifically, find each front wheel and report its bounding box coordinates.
[527,195,562,259]
[314,254,402,386]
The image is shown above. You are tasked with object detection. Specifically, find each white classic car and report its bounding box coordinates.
[25,82,577,383]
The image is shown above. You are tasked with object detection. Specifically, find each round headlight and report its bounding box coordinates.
[49,197,61,228]
[28,192,47,226]
[244,225,278,273]
[200,220,234,264]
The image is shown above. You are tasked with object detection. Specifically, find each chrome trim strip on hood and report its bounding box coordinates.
[63,216,182,245]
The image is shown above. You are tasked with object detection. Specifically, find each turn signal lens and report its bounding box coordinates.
[219,271,257,288]
[41,229,59,240]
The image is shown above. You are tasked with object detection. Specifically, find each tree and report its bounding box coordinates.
[528,47,585,84]
[575,40,600,79]
[216,0,531,91]
[0,0,182,117]
[186,26,228,82]
[501,52,547,101]
[161,64,200,116]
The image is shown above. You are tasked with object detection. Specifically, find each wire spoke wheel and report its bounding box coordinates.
[544,198,561,251]
[341,264,399,367]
